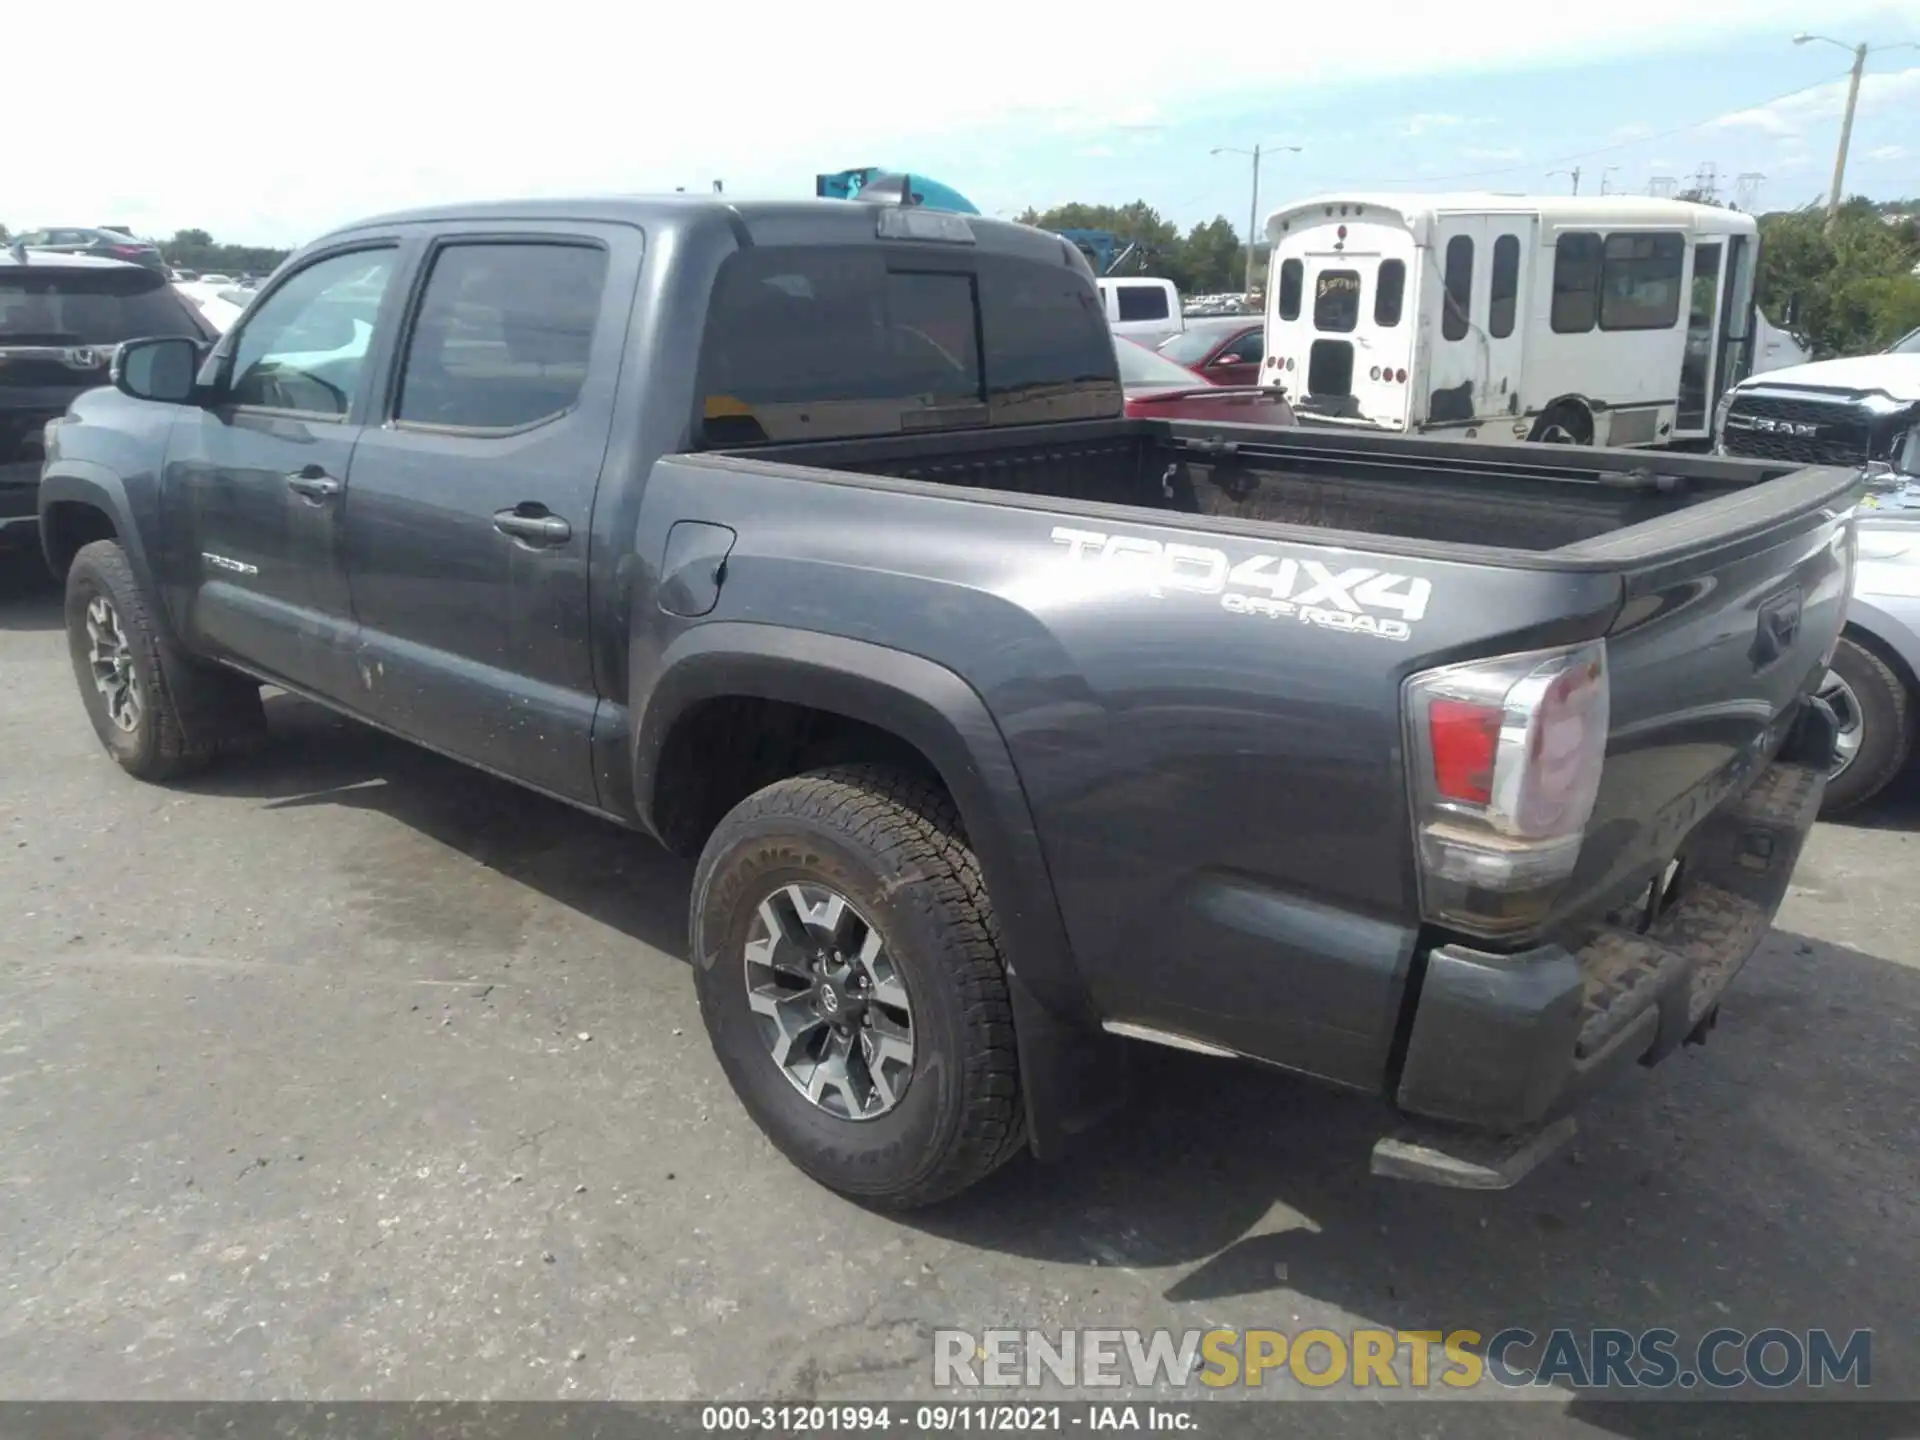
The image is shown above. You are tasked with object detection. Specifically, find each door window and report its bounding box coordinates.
[1442,236,1473,341]
[1678,241,1722,430]
[1551,232,1603,333]
[394,242,609,431]
[1489,235,1520,339]
[228,249,396,417]
[1223,329,1265,363]
[1599,233,1685,331]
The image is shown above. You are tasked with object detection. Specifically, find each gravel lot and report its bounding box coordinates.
[3,561,1916,1427]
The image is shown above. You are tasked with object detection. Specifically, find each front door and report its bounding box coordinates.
[166,244,402,695]
[1676,240,1725,436]
[339,227,636,807]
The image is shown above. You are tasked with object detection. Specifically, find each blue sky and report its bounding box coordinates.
[932,27,1920,231]
[9,0,1918,245]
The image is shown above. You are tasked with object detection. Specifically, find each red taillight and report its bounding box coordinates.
[1394,368,1407,383]
[1428,700,1500,804]
[1404,641,1610,938]
[110,244,142,255]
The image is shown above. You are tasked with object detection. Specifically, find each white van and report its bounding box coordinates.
[1096,276,1184,348]
[1260,194,1761,448]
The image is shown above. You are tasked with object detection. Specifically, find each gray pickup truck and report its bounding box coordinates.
[38,195,1853,1208]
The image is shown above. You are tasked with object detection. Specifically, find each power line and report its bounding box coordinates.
[1281,70,1853,191]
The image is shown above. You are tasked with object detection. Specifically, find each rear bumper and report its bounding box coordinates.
[1393,698,1833,1137]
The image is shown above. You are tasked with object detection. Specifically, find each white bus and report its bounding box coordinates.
[1259,194,1761,448]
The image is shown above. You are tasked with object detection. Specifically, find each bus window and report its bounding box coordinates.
[1600,233,1686,330]
[1442,236,1473,341]
[1552,232,1602,333]
[1277,259,1303,321]
[1314,270,1361,332]
[1490,235,1520,338]
[1374,260,1406,326]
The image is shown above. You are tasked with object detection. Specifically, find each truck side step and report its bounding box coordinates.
[1370,1115,1578,1190]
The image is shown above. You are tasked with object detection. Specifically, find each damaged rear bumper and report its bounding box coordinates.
[1376,697,1835,1187]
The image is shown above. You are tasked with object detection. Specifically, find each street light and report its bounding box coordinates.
[1793,33,1920,217]
[1211,143,1302,296]
[1599,166,1622,195]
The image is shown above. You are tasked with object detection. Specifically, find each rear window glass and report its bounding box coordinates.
[1373,260,1406,327]
[1276,259,1303,321]
[698,247,1118,445]
[0,271,209,346]
[1313,270,1361,333]
[1115,284,1169,322]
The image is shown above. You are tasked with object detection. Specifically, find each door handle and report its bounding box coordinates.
[492,507,572,545]
[285,467,342,501]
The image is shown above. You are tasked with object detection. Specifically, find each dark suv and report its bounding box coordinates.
[9,228,167,273]
[2,251,214,558]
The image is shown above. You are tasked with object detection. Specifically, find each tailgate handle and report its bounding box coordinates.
[1750,589,1803,669]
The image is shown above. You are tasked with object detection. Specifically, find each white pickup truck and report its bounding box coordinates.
[1095,276,1183,348]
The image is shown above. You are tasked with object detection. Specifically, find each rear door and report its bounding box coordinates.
[165,243,404,696]
[1269,221,1418,427]
[338,224,640,806]
[1425,216,1532,429]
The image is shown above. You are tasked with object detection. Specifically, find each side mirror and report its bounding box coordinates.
[112,336,202,403]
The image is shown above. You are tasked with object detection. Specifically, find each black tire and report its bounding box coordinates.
[1820,635,1913,816]
[1529,402,1594,446]
[64,539,264,781]
[691,764,1025,1209]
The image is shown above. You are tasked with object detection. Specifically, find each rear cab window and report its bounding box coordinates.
[698,246,1120,445]
[1115,284,1169,322]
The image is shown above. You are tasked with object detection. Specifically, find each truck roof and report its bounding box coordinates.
[323,195,1083,269]
[1265,193,1759,243]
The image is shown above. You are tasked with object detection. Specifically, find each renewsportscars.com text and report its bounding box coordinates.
[934,1327,1872,1391]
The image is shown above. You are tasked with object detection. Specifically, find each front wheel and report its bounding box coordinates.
[1818,636,1913,816]
[64,539,263,781]
[690,765,1025,1209]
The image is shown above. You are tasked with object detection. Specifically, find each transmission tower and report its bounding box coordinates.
[1688,162,1720,204]
[1734,172,1766,212]
[1648,175,1679,199]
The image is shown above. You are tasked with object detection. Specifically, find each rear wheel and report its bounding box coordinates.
[64,540,264,781]
[1818,636,1913,816]
[690,764,1025,1209]
[1529,402,1594,446]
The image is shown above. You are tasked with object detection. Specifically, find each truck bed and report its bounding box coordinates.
[721,419,1829,558]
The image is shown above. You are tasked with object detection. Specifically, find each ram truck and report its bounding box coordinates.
[38,195,1853,1207]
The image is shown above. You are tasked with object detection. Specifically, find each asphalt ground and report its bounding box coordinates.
[2,561,1915,1434]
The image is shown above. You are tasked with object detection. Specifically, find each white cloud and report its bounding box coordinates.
[1463,146,1524,161]
[1870,144,1910,161]
[4,0,1898,244]
[1708,66,1920,137]
[1398,112,1478,138]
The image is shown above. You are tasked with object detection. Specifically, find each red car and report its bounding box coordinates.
[1115,337,1294,425]
[1157,319,1266,386]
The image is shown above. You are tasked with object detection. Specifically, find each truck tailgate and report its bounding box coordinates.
[1546,465,1857,933]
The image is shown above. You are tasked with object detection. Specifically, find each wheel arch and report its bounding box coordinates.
[633,623,1128,1158]
[38,464,146,583]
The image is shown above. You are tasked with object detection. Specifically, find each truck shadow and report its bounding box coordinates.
[1827,765,1920,832]
[182,692,1915,1413]
[904,927,1917,1406]
[0,559,62,633]
[178,691,695,963]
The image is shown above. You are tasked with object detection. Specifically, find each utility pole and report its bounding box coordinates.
[1211,142,1301,296]
[1548,167,1581,194]
[1793,35,1920,221]
[1245,145,1261,298]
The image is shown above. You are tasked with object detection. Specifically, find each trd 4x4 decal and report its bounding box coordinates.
[1048,526,1433,642]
